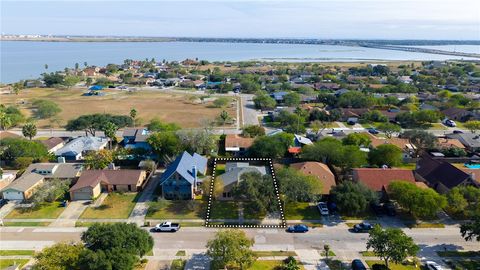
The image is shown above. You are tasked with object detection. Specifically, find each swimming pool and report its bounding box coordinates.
[464,164,480,169]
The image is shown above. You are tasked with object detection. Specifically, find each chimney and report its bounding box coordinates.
[192,165,197,186]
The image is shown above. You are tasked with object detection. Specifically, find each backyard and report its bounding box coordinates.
[1,88,236,128]
[5,201,65,219]
[80,192,138,219]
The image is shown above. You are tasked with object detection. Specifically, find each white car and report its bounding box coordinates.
[153,222,180,232]
[425,261,444,270]
[317,202,329,216]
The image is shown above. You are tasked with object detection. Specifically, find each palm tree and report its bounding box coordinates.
[102,122,118,149]
[22,122,37,140]
[130,108,137,128]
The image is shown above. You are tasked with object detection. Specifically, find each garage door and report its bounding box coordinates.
[72,191,91,200]
[3,191,24,200]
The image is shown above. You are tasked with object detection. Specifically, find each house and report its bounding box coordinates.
[290,162,336,195]
[217,162,267,199]
[159,152,208,200]
[441,108,475,122]
[293,134,313,147]
[353,168,417,198]
[398,76,413,84]
[339,108,369,121]
[69,170,147,200]
[224,134,254,156]
[436,137,466,150]
[1,173,45,200]
[37,137,68,153]
[122,128,151,150]
[55,136,109,160]
[368,133,415,158]
[271,91,289,102]
[415,155,479,194]
[24,162,83,181]
[447,133,480,152]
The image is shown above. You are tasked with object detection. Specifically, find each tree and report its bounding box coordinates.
[206,229,256,270]
[464,120,480,133]
[12,81,25,95]
[388,181,447,219]
[400,130,437,157]
[0,105,25,129]
[84,149,114,169]
[78,249,111,270]
[284,256,301,270]
[248,133,293,158]
[81,223,153,257]
[368,144,403,167]
[342,133,371,147]
[30,178,69,205]
[146,132,182,161]
[241,125,265,137]
[366,225,419,269]
[232,172,278,213]
[275,110,306,134]
[330,181,377,216]
[0,138,49,165]
[377,123,401,138]
[22,122,37,140]
[147,118,180,132]
[460,217,480,242]
[32,242,84,270]
[213,97,230,108]
[32,99,62,119]
[276,167,322,202]
[284,92,301,107]
[176,129,217,155]
[130,108,137,128]
[102,122,118,149]
[218,110,230,126]
[324,244,331,260]
[66,114,132,136]
[253,92,276,110]
[446,186,480,218]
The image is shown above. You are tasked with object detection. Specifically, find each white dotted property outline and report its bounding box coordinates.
[204,157,287,228]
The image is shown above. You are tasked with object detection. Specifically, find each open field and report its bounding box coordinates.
[0,88,236,128]
[80,192,138,219]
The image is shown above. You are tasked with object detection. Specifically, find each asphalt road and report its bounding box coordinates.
[1,226,477,260]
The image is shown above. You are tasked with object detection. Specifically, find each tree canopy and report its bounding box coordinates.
[330,181,377,216]
[368,144,403,167]
[206,229,256,270]
[248,133,293,158]
[232,172,278,213]
[276,167,323,202]
[0,138,50,166]
[66,114,133,136]
[32,242,84,270]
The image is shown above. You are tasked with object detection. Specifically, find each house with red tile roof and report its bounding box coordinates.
[290,162,336,195]
[352,168,416,193]
[225,134,255,156]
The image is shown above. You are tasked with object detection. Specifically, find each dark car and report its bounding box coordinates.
[367,128,379,134]
[0,199,8,208]
[286,224,309,233]
[453,130,463,134]
[352,222,373,233]
[352,259,367,270]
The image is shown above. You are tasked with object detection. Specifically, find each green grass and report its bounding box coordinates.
[80,193,139,219]
[284,202,322,220]
[175,250,186,256]
[3,221,51,227]
[341,211,377,221]
[210,201,239,219]
[254,251,297,257]
[408,223,445,228]
[326,260,348,270]
[145,250,153,256]
[287,222,323,228]
[146,199,206,219]
[75,221,119,227]
[437,251,480,257]
[215,164,226,175]
[361,251,377,257]
[365,260,421,270]
[0,250,35,256]
[0,259,30,269]
[429,123,448,130]
[394,163,416,170]
[320,250,336,257]
[170,259,186,270]
[5,202,65,219]
[243,202,266,220]
[454,260,480,270]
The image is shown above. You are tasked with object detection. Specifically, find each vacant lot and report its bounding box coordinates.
[80,192,138,219]
[6,202,65,219]
[284,202,321,220]
[146,199,206,219]
[1,88,236,128]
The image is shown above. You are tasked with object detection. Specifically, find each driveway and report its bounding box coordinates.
[49,201,90,227]
[0,201,18,220]
[185,253,210,270]
[129,171,161,225]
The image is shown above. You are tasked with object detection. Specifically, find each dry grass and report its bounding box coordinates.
[1,88,236,128]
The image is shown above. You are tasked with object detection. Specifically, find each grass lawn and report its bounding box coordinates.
[75,221,120,227]
[287,222,323,228]
[0,259,30,269]
[215,164,226,175]
[341,211,377,221]
[429,123,448,130]
[210,201,239,220]
[284,202,321,220]
[146,199,206,219]
[437,251,480,257]
[5,202,65,219]
[454,260,480,270]
[80,193,138,219]
[326,259,348,270]
[170,259,186,270]
[254,251,297,257]
[361,251,377,257]
[243,202,267,220]
[320,250,336,257]
[365,260,420,270]
[248,260,305,270]
[0,250,35,256]
[394,163,416,170]
[175,250,186,256]
[3,221,51,226]
[407,223,445,228]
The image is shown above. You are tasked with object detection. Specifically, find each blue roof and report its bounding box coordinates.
[89,85,104,90]
[271,91,288,100]
[160,151,208,185]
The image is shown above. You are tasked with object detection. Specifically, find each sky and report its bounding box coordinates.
[1,0,479,40]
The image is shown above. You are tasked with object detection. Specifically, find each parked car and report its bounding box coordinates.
[351,259,367,270]
[152,222,181,232]
[352,222,373,233]
[367,128,379,134]
[453,130,464,134]
[443,119,456,127]
[425,261,444,270]
[286,224,309,233]
[0,199,8,208]
[327,202,338,214]
[317,202,329,216]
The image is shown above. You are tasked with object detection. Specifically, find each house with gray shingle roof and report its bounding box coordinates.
[1,173,45,200]
[159,151,208,200]
[217,162,267,199]
[55,136,108,160]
